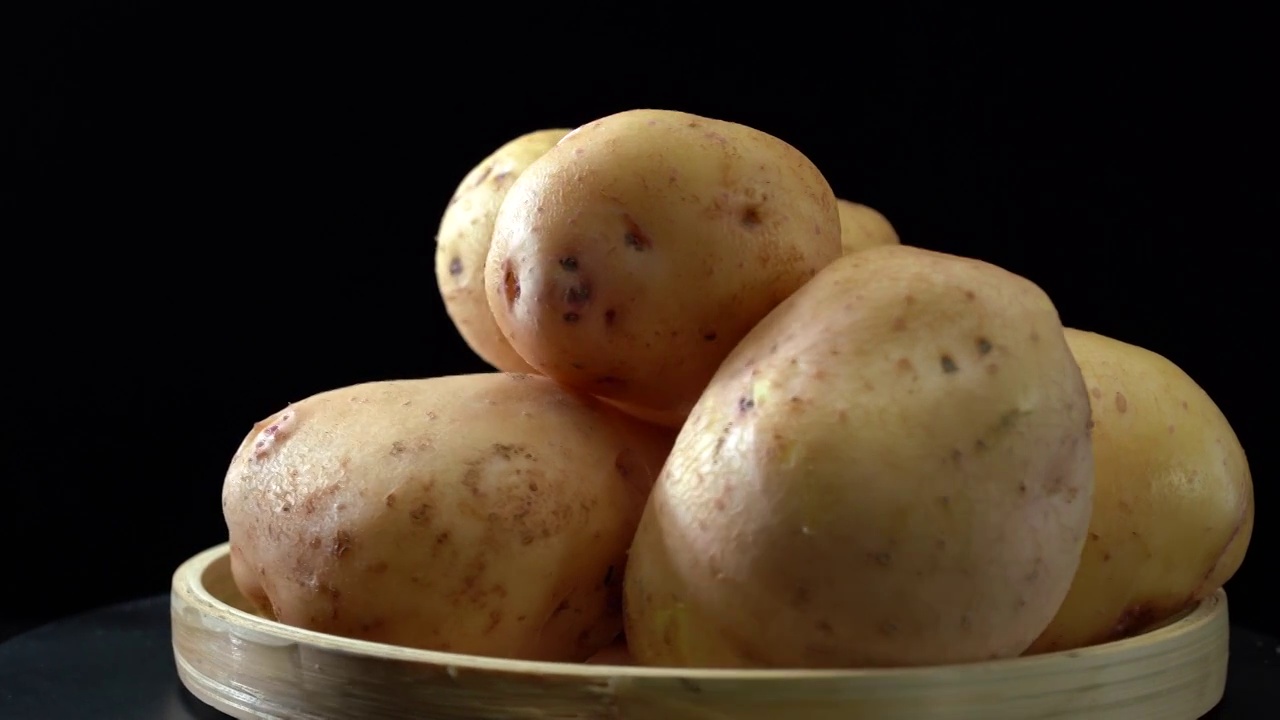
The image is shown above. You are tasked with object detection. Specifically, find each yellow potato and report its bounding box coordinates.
[836,199,900,254]
[435,129,570,372]
[1026,329,1254,653]
[623,245,1095,668]
[485,109,842,426]
[222,373,674,662]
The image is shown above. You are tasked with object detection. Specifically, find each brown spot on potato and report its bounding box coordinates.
[892,316,907,331]
[1090,386,1102,399]
[473,166,492,185]
[792,586,811,607]
[563,311,580,323]
[368,561,388,574]
[623,215,651,250]
[331,531,353,558]
[976,337,993,355]
[1089,532,1101,541]
[815,620,835,637]
[390,441,407,456]
[938,495,951,508]
[940,355,958,373]
[1111,603,1160,639]
[604,308,617,325]
[502,266,521,303]
[895,357,915,373]
[741,206,762,226]
[1030,330,1041,343]
[410,504,431,523]
[595,375,625,386]
[559,256,578,271]
[870,552,892,566]
[565,282,591,305]
[738,396,755,412]
[448,257,462,276]
[1018,481,1028,494]
[1115,392,1128,413]
[703,330,717,341]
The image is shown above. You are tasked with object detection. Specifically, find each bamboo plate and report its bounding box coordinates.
[172,543,1229,719]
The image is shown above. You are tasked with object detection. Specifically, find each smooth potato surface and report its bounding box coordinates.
[485,109,841,424]
[624,245,1095,668]
[222,373,674,662]
[436,129,569,373]
[1027,329,1254,653]
[836,199,900,254]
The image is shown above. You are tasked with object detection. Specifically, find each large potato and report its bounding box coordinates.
[222,373,674,662]
[435,129,570,373]
[623,245,1095,668]
[836,199,900,254]
[1027,329,1254,653]
[485,109,842,425]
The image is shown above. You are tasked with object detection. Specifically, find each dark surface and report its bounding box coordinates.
[0,597,1274,720]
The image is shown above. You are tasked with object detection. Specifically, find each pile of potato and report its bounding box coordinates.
[221,109,1253,669]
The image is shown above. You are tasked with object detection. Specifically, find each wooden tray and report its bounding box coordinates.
[172,543,1229,719]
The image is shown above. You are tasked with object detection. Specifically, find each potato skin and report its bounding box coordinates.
[836,199,900,254]
[623,245,1095,668]
[1026,329,1254,653]
[222,373,674,662]
[435,129,570,373]
[485,109,842,424]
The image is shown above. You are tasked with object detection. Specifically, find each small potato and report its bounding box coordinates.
[1026,329,1254,653]
[836,199,899,254]
[485,109,842,425]
[624,245,1095,668]
[222,373,674,662]
[436,129,570,373]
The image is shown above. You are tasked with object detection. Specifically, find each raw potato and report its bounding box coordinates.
[436,129,570,373]
[1027,329,1254,653]
[623,245,1095,668]
[486,109,842,426]
[222,373,674,662]
[836,199,900,254]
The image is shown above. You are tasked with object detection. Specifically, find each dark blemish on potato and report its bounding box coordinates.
[738,396,755,412]
[528,480,539,491]
[703,330,717,341]
[571,362,585,370]
[1111,603,1160,639]
[1030,330,1041,343]
[878,621,899,636]
[1181,400,1189,410]
[596,375,625,386]
[368,561,388,574]
[563,311,580,323]
[713,496,726,511]
[552,598,572,617]
[492,443,525,460]
[281,503,292,513]
[1102,551,1113,562]
[1089,532,1101,542]
[502,267,521,303]
[559,256,579,271]
[1115,392,1128,413]
[565,282,591,305]
[975,439,988,451]
[1086,418,1096,431]
[331,530,352,558]
[434,531,450,545]
[486,609,502,633]
[892,316,906,331]
[474,165,492,185]
[1091,386,1103,400]
[604,308,617,325]
[905,294,917,305]
[309,536,322,549]
[792,586,811,607]
[815,620,835,637]
[895,357,915,373]
[940,355,958,373]
[1018,482,1028,494]
[686,120,701,128]
[976,337,993,355]
[520,534,534,545]
[741,206,763,227]
[410,504,431,523]
[623,215,652,250]
[713,434,727,456]
[448,257,463,276]
[390,441,407,456]
[604,565,616,585]
[870,552,892,566]
[950,448,963,464]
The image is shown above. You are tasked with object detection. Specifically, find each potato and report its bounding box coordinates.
[1026,329,1254,653]
[222,373,674,662]
[623,245,1095,668]
[836,199,899,254]
[435,129,570,373]
[485,109,842,425]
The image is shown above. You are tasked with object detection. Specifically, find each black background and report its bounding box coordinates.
[5,5,1273,642]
